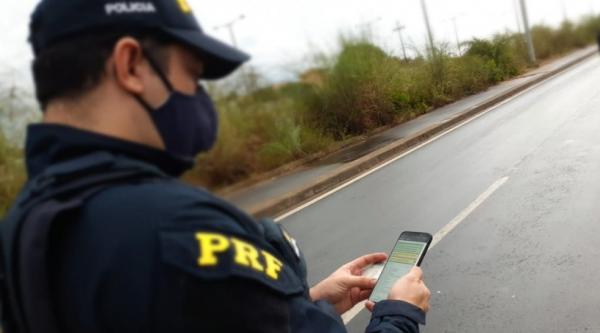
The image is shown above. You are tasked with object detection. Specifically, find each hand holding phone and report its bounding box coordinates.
[369,232,432,304]
[388,266,431,312]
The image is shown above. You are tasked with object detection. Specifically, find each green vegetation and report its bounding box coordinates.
[187,94,333,188]
[531,16,600,59]
[0,86,37,218]
[0,132,25,218]
[186,15,600,189]
[2,15,600,213]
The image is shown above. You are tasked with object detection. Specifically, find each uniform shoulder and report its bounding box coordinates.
[80,179,305,314]
[84,179,252,234]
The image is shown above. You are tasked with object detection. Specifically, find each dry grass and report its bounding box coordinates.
[3,16,600,196]
[189,15,600,190]
[0,133,25,218]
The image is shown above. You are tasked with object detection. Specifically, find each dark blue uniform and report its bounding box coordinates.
[2,124,425,332]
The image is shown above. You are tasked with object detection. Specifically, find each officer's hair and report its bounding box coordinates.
[32,30,170,110]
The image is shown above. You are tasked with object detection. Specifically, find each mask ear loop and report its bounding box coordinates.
[143,48,174,92]
[134,48,175,112]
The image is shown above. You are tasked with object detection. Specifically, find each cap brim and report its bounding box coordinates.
[162,28,250,80]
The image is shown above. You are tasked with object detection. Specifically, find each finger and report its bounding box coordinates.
[357,289,373,303]
[345,276,377,290]
[365,301,375,312]
[424,285,431,301]
[421,285,431,312]
[346,253,388,271]
[406,266,424,281]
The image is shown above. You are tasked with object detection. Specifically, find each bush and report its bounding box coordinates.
[304,40,399,138]
[185,96,331,188]
[303,33,527,142]
[576,15,600,41]
[303,33,531,142]
[7,16,600,192]
[465,35,526,81]
[440,55,491,97]
[0,133,25,218]
[531,25,559,59]
[531,18,600,59]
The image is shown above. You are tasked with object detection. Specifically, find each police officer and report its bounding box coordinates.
[0,0,431,332]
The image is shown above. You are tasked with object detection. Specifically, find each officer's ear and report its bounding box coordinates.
[111,37,155,96]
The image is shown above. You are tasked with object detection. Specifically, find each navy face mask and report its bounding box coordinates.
[135,53,218,160]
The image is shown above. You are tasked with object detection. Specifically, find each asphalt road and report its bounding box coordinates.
[280,55,600,332]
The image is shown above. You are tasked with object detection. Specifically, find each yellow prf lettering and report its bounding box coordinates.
[176,0,192,13]
[231,238,264,272]
[196,233,230,266]
[261,250,283,280]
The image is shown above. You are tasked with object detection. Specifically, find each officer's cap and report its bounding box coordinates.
[29,0,250,79]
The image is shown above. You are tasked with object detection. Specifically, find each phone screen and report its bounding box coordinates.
[369,239,428,303]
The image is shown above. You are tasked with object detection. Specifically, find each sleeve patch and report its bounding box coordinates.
[160,230,303,296]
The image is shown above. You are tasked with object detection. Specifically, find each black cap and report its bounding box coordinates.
[29,0,250,79]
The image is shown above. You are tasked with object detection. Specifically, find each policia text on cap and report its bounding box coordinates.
[0,0,431,332]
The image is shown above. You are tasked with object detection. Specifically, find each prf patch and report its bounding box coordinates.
[176,0,192,13]
[195,232,284,280]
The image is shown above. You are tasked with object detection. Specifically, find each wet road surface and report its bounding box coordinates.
[280,55,600,332]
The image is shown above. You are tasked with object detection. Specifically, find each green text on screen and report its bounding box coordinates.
[370,240,427,303]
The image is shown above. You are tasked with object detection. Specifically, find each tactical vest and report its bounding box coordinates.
[0,151,315,333]
[0,152,167,333]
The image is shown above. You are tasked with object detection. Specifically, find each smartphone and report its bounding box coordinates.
[369,231,433,303]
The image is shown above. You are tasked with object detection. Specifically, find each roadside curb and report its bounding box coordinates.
[247,49,597,219]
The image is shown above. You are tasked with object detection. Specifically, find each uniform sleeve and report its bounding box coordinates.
[153,191,425,333]
[156,227,425,333]
[154,226,293,332]
[180,277,291,333]
[365,301,426,333]
[156,225,349,333]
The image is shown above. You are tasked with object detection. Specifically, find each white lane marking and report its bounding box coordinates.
[430,176,509,248]
[341,176,510,324]
[274,72,552,223]
[342,300,368,324]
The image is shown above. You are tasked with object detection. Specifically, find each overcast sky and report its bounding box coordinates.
[1,0,599,89]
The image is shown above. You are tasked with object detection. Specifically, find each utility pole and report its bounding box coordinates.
[214,14,246,47]
[519,0,537,64]
[513,0,523,34]
[393,22,408,61]
[214,15,249,92]
[420,0,435,57]
[450,17,461,55]
[561,0,568,22]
